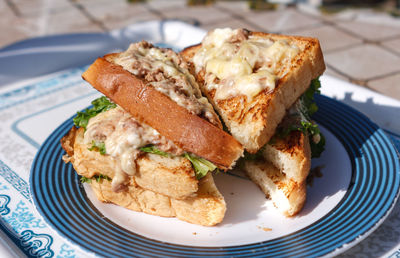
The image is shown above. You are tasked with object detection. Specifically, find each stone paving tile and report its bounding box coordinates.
[335,20,400,42]
[367,72,400,100]
[11,0,72,17]
[146,0,186,12]
[0,21,31,48]
[325,44,400,81]
[0,5,34,47]
[3,0,400,102]
[200,18,261,32]
[214,1,251,16]
[0,2,14,23]
[324,65,349,81]
[244,8,322,33]
[161,6,231,26]
[80,1,159,31]
[293,24,362,52]
[318,8,400,28]
[0,0,7,9]
[80,0,149,18]
[382,37,400,56]
[73,0,110,3]
[23,7,103,35]
[103,12,159,31]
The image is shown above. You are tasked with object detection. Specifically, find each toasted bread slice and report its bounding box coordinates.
[61,127,226,226]
[240,104,311,215]
[82,43,243,169]
[181,29,325,153]
[264,130,311,183]
[90,173,226,226]
[170,173,226,226]
[243,159,306,216]
[91,177,176,217]
[62,127,198,200]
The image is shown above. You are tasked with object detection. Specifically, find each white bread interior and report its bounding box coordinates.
[244,160,306,216]
[263,130,311,183]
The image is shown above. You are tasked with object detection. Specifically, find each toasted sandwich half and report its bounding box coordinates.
[181,28,325,216]
[61,41,243,226]
[181,28,325,153]
[243,94,324,216]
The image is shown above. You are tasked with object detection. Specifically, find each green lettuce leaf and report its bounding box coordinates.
[184,153,217,180]
[300,78,325,158]
[139,146,170,157]
[88,140,106,155]
[80,174,112,184]
[80,176,92,184]
[243,145,266,161]
[311,132,325,158]
[273,78,325,158]
[73,96,117,129]
[301,78,321,118]
[139,145,217,179]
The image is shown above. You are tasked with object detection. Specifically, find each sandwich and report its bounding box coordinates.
[243,88,325,216]
[61,41,243,226]
[181,28,326,216]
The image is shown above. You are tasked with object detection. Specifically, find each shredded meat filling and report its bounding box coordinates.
[113,41,221,128]
[84,107,184,192]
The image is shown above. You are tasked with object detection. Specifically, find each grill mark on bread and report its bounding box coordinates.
[181,31,325,152]
[271,131,303,152]
[140,155,195,178]
[243,160,307,216]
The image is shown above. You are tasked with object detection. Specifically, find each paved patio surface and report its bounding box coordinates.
[1,0,400,100]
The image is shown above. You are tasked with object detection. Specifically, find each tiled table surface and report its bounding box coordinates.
[1,0,400,100]
[1,1,400,257]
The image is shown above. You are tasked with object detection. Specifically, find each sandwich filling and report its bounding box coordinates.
[73,97,217,192]
[243,78,325,161]
[274,78,325,158]
[192,28,300,101]
[111,41,220,127]
[84,105,184,191]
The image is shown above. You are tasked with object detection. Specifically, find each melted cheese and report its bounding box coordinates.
[84,107,162,191]
[193,28,300,101]
[206,56,252,79]
[203,28,238,48]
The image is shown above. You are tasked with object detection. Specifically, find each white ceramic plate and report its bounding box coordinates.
[30,94,400,257]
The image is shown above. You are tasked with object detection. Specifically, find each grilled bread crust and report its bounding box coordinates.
[61,127,226,226]
[264,131,311,183]
[181,32,325,153]
[244,131,311,216]
[82,57,243,170]
[244,160,306,217]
